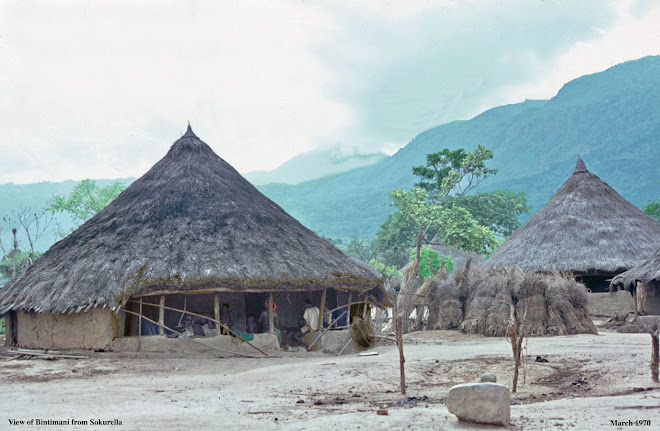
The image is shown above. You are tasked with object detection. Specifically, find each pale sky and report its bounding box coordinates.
[1,0,659,184]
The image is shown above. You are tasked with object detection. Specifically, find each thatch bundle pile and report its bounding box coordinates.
[418,261,596,336]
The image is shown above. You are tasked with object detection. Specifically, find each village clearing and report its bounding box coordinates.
[1,323,659,431]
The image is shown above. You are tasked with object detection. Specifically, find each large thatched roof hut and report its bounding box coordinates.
[611,248,660,316]
[1,126,384,350]
[487,157,660,291]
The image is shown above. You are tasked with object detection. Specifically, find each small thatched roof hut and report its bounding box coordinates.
[1,126,383,350]
[487,157,660,291]
[611,248,660,316]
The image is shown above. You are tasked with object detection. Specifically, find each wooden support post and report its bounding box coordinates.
[318,288,327,331]
[347,293,352,326]
[214,295,220,328]
[138,297,143,337]
[651,323,659,383]
[637,282,646,316]
[268,292,274,334]
[159,295,165,335]
[395,314,406,395]
[633,288,639,320]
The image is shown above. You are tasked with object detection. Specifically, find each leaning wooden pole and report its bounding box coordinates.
[122,309,263,358]
[128,300,268,357]
[651,322,659,383]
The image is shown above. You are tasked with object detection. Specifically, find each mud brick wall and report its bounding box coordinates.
[17,308,115,350]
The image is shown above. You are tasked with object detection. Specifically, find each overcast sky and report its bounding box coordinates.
[1,0,659,184]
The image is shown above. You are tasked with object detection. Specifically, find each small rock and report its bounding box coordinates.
[296,399,305,404]
[376,409,388,415]
[535,356,549,363]
[314,400,323,405]
[480,373,497,383]
[447,383,510,426]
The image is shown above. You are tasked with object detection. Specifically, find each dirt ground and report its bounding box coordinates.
[1,324,659,431]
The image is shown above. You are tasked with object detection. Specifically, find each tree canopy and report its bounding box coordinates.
[643,198,660,222]
[49,179,126,234]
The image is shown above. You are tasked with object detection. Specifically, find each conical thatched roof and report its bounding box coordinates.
[611,248,660,289]
[0,126,383,314]
[487,157,660,275]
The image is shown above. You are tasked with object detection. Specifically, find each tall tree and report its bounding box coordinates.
[0,207,51,283]
[49,179,126,234]
[372,210,420,268]
[393,145,498,263]
[446,189,530,237]
[391,146,498,323]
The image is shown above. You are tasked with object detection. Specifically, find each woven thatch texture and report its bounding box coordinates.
[487,157,660,275]
[400,239,485,274]
[425,264,596,336]
[611,248,660,289]
[0,126,383,314]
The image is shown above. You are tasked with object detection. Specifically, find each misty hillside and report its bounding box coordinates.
[244,148,387,185]
[2,56,659,251]
[259,56,660,240]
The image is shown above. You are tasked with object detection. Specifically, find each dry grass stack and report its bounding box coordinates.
[421,263,596,336]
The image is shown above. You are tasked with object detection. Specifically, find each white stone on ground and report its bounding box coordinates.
[446,382,510,426]
[480,372,497,382]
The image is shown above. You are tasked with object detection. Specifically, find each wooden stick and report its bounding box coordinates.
[395,314,406,395]
[337,336,353,356]
[651,324,659,383]
[121,309,264,358]
[347,293,352,326]
[7,350,88,359]
[512,298,531,393]
[318,288,327,331]
[268,293,274,334]
[16,348,62,355]
[126,300,268,357]
[177,297,187,327]
[138,297,143,337]
[214,295,220,329]
[159,295,165,336]
[307,310,347,351]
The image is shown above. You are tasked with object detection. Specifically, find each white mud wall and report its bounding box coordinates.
[17,308,117,350]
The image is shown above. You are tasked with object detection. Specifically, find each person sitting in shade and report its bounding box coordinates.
[258,301,281,343]
[246,315,258,333]
[220,303,235,335]
[302,299,320,333]
[290,299,320,349]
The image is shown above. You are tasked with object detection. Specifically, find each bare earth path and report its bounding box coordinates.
[1,329,659,430]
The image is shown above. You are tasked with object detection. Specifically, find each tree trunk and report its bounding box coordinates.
[651,326,659,383]
[395,313,406,395]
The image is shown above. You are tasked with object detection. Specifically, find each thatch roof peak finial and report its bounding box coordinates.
[574,156,588,174]
[182,123,198,139]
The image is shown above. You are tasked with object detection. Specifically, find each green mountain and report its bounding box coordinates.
[259,56,660,240]
[244,148,387,185]
[2,56,659,251]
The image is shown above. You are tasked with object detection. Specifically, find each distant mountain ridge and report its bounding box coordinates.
[2,56,659,250]
[244,148,387,185]
[258,56,660,240]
